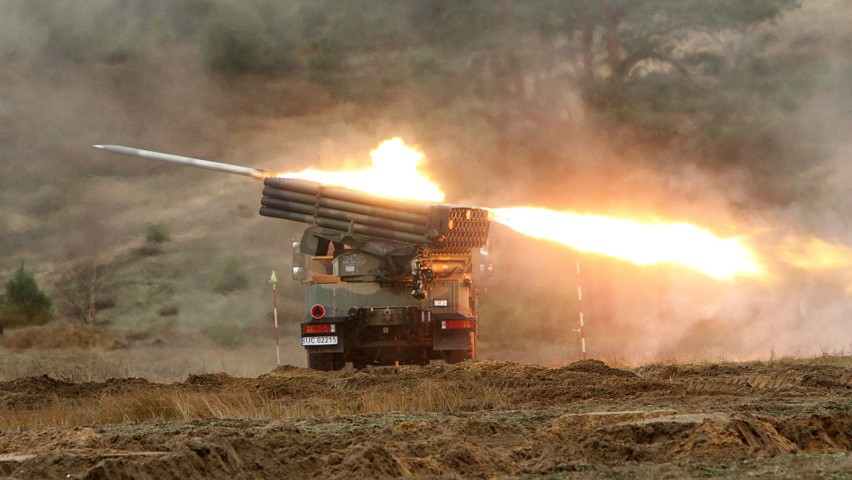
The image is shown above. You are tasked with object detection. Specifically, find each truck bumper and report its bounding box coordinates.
[433,329,473,350]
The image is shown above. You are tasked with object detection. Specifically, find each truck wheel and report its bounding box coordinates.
[307,352,345,371]
[443,350,472,364]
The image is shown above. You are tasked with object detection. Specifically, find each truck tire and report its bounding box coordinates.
[443,350,472,364]
[307,352,345,371]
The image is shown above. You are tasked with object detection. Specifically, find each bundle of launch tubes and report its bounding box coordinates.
[260,177,490,254]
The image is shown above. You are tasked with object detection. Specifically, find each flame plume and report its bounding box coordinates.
[779,236,852,293]
[276,137,444,202]
[779,236,852,271]
[489,207,765,280]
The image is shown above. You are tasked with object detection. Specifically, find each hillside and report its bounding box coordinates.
[0,0,850,369]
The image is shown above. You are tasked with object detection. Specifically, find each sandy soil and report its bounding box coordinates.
[0,359,849,479]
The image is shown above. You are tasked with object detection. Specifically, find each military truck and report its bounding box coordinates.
[95,145,490,370]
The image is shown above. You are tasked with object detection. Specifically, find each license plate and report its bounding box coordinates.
[302,336,338,346]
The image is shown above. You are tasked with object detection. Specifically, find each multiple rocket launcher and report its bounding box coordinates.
[94,145,490,254]
[96,144,488,368]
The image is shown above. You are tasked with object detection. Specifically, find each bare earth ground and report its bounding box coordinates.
[0,358,849,479]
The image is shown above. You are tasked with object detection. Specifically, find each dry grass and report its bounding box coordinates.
[327,379,503,415]
[0,378,507,431]
[636,351,852,372]
[1,323,128,351]
[0,390,282,431]
[0,343,300,382]
[2,346,847,432]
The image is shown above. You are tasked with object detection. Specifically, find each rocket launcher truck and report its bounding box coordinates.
[95,145,490,370]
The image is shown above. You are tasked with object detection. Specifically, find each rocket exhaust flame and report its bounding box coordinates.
[778,236,852,271]
[275,138,445,202]
[778,236,852,294]
[489,207,765,280]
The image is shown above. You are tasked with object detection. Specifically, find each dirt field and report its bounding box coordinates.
[0,358,849,479]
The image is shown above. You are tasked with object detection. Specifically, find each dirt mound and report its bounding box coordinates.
[531,410,801,469]
[0,375,84,409]
[0,358,849,479]
[183,372,233,388]
[770,414,852,452]
[0,375,155,410]
[561,359,636,377]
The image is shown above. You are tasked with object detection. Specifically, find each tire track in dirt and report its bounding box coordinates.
[638,362,852,394]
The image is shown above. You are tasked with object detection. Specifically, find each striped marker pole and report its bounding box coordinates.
[270,271,281,366]
[577,260,587,360]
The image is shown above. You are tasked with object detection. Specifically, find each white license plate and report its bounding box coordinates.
[302,336,338,346]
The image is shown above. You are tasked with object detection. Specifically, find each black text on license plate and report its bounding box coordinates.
[302,336,338,346]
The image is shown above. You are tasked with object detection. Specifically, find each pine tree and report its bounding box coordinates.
[1,262,53,326]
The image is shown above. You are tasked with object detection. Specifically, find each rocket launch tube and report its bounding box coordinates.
[261,176,451,246]
[264,177,430,216]
[260,197,430,235]
[261,187,428,226]
[259,207,435,245]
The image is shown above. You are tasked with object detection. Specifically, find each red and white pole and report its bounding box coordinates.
[576,260,587,360]
[270,271,281,366]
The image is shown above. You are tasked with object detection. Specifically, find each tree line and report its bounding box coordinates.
[6,0,817,202]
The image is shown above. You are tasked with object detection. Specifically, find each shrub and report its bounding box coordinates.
[145,223,171,244]
[137,223,171,256]
[1,263,52,328]
[211,257,250,294]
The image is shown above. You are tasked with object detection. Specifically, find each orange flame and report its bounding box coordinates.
[779,236,852,271]
[490,207,765,280]
[779,236,852,294]
[277,137,445,202]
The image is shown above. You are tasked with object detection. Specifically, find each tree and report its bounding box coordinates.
[54,207,116,324]
[1,262,53,327]
[569,0,800,84]
[56,257,110,324]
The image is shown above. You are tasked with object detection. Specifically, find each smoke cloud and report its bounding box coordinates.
[471,1,852,363]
